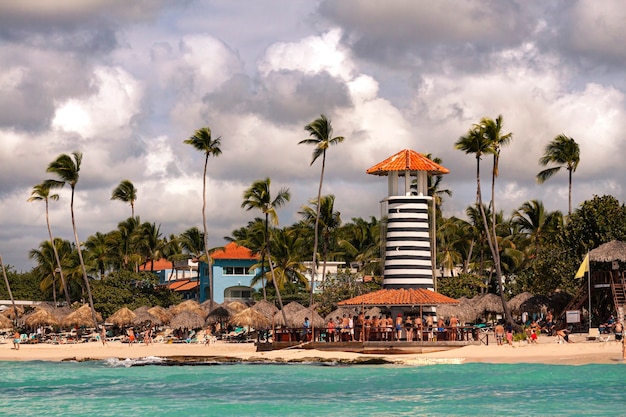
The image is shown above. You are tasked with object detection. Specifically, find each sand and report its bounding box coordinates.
[1,333,623,366]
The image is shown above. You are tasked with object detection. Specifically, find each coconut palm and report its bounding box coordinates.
[137,221,164,272]
[0,254,19,322]
[337,216,381,276]
[537,134,580,215]
[299,114,345,306]
[299,194,341,287]
[512,200,563,257]
[456,123,512,323]
[46,151,98,327]
[480,115,513,321]
[109,217,142,271]
[184,126,222,310]
[28,182,71,305]
[29,239,70,304]
[111,179,138,218]
[84,232,115,279]
[241,178,290,324]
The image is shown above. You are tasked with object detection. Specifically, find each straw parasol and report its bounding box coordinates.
[325,306,359,321]
[107,307,136,326]
[63,304,102,328]
[206,306,231,324]
[169,300,206,319]
[520,294,552,316]
[589,240,626,262]
[229,307,271,329]
[251,300,278,319]
[474,293,505,315]
[225,301,248,314]
[24,307,60,328]
[365,306,383,318]
[132,308,161,326]
[169,310,205,329]
[285,308,325,328]
[1,305,24,320]
[0,313,14,329]
[507,292,535,315]
[148,306,172,325]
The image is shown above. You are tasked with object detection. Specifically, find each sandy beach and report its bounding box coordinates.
[1,333,623,365]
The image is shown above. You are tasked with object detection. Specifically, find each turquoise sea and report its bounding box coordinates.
[1,359,625,416]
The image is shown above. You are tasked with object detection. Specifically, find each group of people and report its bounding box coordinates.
[323,312,463,342]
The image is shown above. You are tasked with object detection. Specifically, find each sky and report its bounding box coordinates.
[1,0,625,272]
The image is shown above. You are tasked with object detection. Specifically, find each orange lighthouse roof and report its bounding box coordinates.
[366,149,449,176]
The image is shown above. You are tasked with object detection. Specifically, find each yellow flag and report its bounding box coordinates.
[574,254,589,278]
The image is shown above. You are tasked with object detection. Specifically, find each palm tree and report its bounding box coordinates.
[46,151,98,327]
[299,114,345,306]
[85,232,114,279]
[512,200,563,258]
[29,239,66,304]
[0,254,19,322]
[109,217,142,271]
[184,126,222,310]
[299,195,341,287]
[537,134,581,215]
[111,180,138,218]
[456,123,512,323]
[28,182,71,305]
[138,222,164,272]
[481,115,513,320]
[241,178,290,323]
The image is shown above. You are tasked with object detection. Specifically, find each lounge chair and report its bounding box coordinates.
[587,328,611,342]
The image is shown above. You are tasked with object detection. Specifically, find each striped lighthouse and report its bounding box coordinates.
[366,149,449,290]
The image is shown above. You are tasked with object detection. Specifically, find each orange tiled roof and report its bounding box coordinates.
[366,149,449,176]
[167,279,192,290]
[211,242,258,260]
[174,281,199,292]
[338,288,459,306]
[139,258,174,271]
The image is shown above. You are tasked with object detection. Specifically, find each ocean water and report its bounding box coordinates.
[1,359,625,416]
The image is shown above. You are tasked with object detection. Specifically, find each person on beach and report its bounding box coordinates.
[449,315,459,341]
[144,328,152,346]
[127,328,135,346]
[13,331,21,350]
[395,314,403,341]
[327,318,336,342]
[494,322,505,345]
[426,315,434,341]
[557,328,572,343]
[505,323,513,345]
[405,316,413,342]
[100,326,108,346]
[614,321,623,342]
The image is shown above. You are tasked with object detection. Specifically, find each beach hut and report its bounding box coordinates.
[507,292,534,316]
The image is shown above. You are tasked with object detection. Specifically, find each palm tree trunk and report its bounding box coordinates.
[202,154,214,311]
[568,168,573,216]
[45,200,71,305]
[0,254,19,322]
[266,247,288,326]
[490,155,512,324]
[70,187,99,328]
[309,152,325,307]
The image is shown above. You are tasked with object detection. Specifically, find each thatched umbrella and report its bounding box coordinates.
[365,306,383,318]
[148,306,172,325]
[63,304,102,328]
[589,240,626,262]
[285,308,325,328]
[251,300,278,319]
[107,307,136,326]
[520,295,552,316]
[475,294,505,314]
[132,310,161,326]
[225,301,247,314]
[325,306,359,321]
[170,300,206,318]
[1,305,24,320]
[230,308,271,329]
[508,292,534,316]
[24,308,60,328]
[0,313,14,329]
[206,306,231,324]
[169,310,205,329]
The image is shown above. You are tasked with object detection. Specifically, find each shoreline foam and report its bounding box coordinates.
[1,333,623,366]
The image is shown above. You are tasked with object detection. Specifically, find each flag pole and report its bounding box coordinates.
[587,251,592,332]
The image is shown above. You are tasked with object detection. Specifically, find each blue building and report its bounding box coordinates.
[198,242,260,304]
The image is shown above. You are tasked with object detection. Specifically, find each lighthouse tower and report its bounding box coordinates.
[366,149,449,290]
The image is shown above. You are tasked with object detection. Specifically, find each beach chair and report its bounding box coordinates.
[587,328,611,342]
